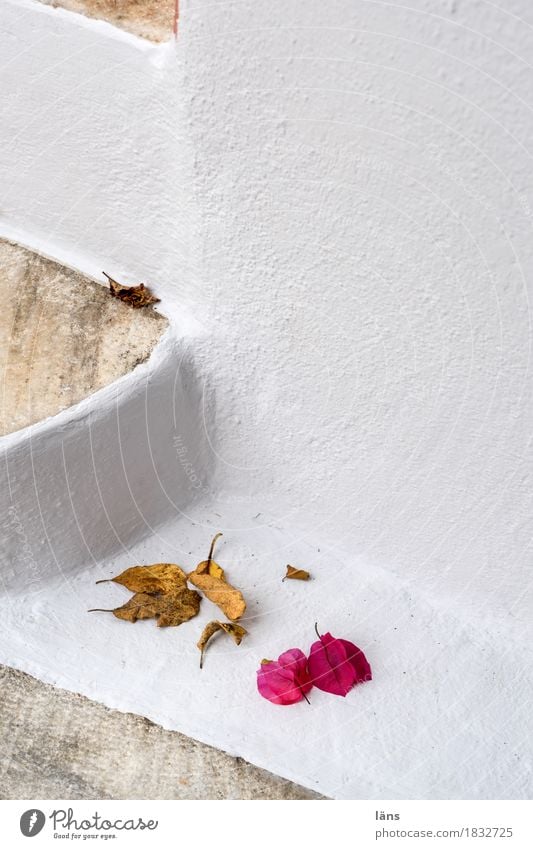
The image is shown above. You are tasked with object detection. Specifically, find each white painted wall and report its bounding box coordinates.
[2,0,531,623]
[0,0,199,317]
[1,0,532,798]
[182,0,533,629]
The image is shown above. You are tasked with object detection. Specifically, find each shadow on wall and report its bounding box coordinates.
[0,336,212,594]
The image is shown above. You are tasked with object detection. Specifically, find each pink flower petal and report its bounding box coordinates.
[278,648,307,668]
[257,650,312,705]
[340,638,372,683]
[308,631,371,696]
[257,670,304,705]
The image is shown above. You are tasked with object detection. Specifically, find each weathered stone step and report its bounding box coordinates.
[38,0,176,42]
[0,239,167,436]
[0,665,322,799]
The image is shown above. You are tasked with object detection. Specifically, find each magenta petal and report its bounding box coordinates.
[257,676,284,704]
[340,639,372,683]
[257,672,302,705]
[257,663,298,705]
[278,648,307,668]
[277,648,313,694]
[257,649,312,705]
[308,636,355,696]
[308,631,371,697]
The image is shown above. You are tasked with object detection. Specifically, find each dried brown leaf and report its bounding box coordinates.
[90,585,201,627]
[188,573,246,621]
[283,564,310,581]
[197,620,248,668]
[188,533,246,621]
[103,271,160,308]
[96,563,187,594]
[195,532,225,579]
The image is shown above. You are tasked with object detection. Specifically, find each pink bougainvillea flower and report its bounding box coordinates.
[257,648,313,705]
[308,625,372,697]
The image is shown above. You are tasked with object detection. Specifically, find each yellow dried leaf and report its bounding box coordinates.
[283,564,310,581]
[188,573,246,620]
[96,563,187,594]
[103,271,160,309]
[197,620,248,668]
[90,585,201,627]
[189,533,246,621]
[195,532,225,579]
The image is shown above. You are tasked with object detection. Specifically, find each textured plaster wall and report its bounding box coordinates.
[1,0,531,634]
[0,0,198,320]
[0,0,532,799]
[182,0,533,629]
[6,0,530,628]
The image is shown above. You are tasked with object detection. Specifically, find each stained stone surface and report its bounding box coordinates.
[38,0,176,41]
[0,666,322,799]
[0,239,167,437]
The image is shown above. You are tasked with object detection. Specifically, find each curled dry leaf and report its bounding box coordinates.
[91,562,200,627]
[103,271,160,308]
[90,586,201,627]
[283,565,310,582]
[188,533,246,621]
[197,620,248,668]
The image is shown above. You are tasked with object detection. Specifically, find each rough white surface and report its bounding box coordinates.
[183,0,533,629]
[0,0,532,798]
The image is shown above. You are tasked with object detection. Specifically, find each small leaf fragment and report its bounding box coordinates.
[103,271,160,309]
[96,563,188,594]
[283,565,310,582]
[89,585,201,627]
[197,620,247,668]
[189,533,246,621]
